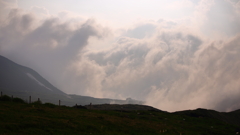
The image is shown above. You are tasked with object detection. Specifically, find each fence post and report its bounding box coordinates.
[38,98,40,102]
[1,91,2,97]
[29,96,31,104]
[11,95,13,100]
[59,100,61,106]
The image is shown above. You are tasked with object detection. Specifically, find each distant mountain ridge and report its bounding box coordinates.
[0,55,143,106]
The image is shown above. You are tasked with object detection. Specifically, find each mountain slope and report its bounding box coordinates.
[0,55,69,104]
[0,55,143,106]
[0,55,65,95]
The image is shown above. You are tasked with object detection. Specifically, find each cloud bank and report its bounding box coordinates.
[1,0,240,112]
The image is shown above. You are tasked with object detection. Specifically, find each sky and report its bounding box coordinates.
[0,0,240,112]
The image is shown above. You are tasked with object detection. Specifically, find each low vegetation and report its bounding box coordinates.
[0,95,239,135]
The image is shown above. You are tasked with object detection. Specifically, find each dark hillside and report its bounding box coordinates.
[0,96,239,135]
[174,108,240,127]
[0,56,65,95]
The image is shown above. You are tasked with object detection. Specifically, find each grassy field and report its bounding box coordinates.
[0,95,239,135]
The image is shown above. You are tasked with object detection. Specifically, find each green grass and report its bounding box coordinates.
[0,96,239,135]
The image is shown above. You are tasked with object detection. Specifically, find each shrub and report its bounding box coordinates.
[32,100,42,105]
[44,103,56,108]
[0,95,12,101]
[12,97,25,103]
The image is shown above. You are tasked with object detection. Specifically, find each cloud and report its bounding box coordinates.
[73,25,240,112]
[1,0,240,112]
[145,34,240,112]
[186,0,240,38]
[124,23,156,39]
[0,8,108,89]
[203,0,240,36]
[0,0,17,23]
[30,6,49,17]
[0,8,34,49]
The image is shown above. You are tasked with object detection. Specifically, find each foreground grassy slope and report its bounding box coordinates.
[0,97,239,135]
